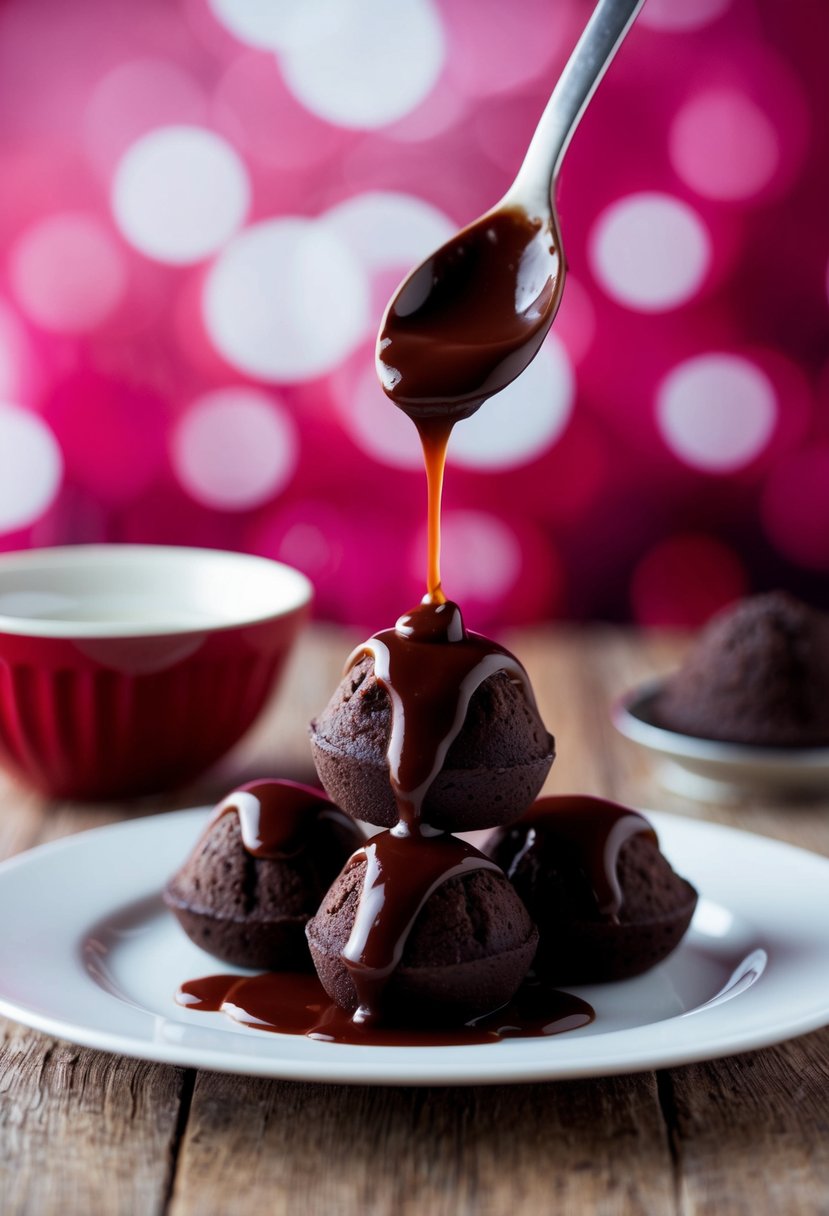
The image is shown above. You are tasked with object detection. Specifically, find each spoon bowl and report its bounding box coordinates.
[377,206,563,420]
[377,0,643,423]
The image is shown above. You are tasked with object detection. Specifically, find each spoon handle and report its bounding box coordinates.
[504,0,645,215]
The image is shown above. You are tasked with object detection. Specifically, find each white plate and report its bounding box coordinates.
[613,681,829,802]
[0,808,828,1086]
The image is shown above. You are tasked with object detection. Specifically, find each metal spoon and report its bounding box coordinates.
[377,0,645,421]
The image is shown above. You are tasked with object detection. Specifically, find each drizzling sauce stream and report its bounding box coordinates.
[419,420,453,603]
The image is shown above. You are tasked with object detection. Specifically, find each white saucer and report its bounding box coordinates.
[613,681,829,802]
[0,808,828,1086]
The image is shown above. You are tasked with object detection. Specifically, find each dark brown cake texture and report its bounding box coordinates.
[306,835,539,1024]
[488,795,698,983]
[654,591,829,747]
[165,779,364,970]
[309,653,554,832]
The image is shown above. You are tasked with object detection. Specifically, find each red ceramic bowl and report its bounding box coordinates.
[0,545,312,800]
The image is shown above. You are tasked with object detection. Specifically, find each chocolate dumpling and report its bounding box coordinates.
[165,779,364,970]
[654,592,829,747]
[309,640,554,833]
[306,831,539,1024]
[488,795,698,983]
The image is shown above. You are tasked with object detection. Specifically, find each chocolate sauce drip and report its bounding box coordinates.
[380,209,559,600]
[341,830,501,1024]
[347,600,535,829]
[377,208,560,422]
[211,779,350,859]
[176,970,594,1046]
[493,795,656,922]
[418,418,453,603]
[177,973,243,1011]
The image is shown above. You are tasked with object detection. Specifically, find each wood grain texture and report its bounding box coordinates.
[664,1028,829,1216]
[0,764,197,1215]
[170,1072,674,1216]
[0,1020,187,1216]
[0,771,46,860]
[1,626,828,1216]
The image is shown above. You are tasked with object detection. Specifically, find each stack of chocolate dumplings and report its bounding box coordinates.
[168,598,697,1034]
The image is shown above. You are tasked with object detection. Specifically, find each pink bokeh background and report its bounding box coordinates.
[0,0,826,632]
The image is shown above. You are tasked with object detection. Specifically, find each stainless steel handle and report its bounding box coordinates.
[504,0,645,214]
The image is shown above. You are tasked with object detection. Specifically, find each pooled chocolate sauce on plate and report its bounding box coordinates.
[177,971,593,1046]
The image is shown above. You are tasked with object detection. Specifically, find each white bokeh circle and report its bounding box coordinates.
[657,354,777,472]
[84,59,207,176]
[670,90,779,201]
[0,404,63,532]
[207,0,340,51]
[112,125,250,264]
[434,510,522,602]
[9,213,126,333]
[386,77,467,143]
[639,0,732,31]
[203,217,370,381]
[589,193,712,312]
[335,360,422,470]
[281,0,445,130]
[172,387,298,510]
[448,335,574,470]
[323,191,455,272]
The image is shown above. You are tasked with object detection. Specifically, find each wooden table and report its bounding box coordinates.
[1,626,828,1215]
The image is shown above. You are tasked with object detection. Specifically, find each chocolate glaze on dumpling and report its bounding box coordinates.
[309,600,554,833]
[306,829,538,1025]
[488,795,697,983]
[165,779,363,970]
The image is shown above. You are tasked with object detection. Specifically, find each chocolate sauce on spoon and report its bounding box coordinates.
[375,0,645,425]
[379,209,559,604]
[377,208,560,423]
